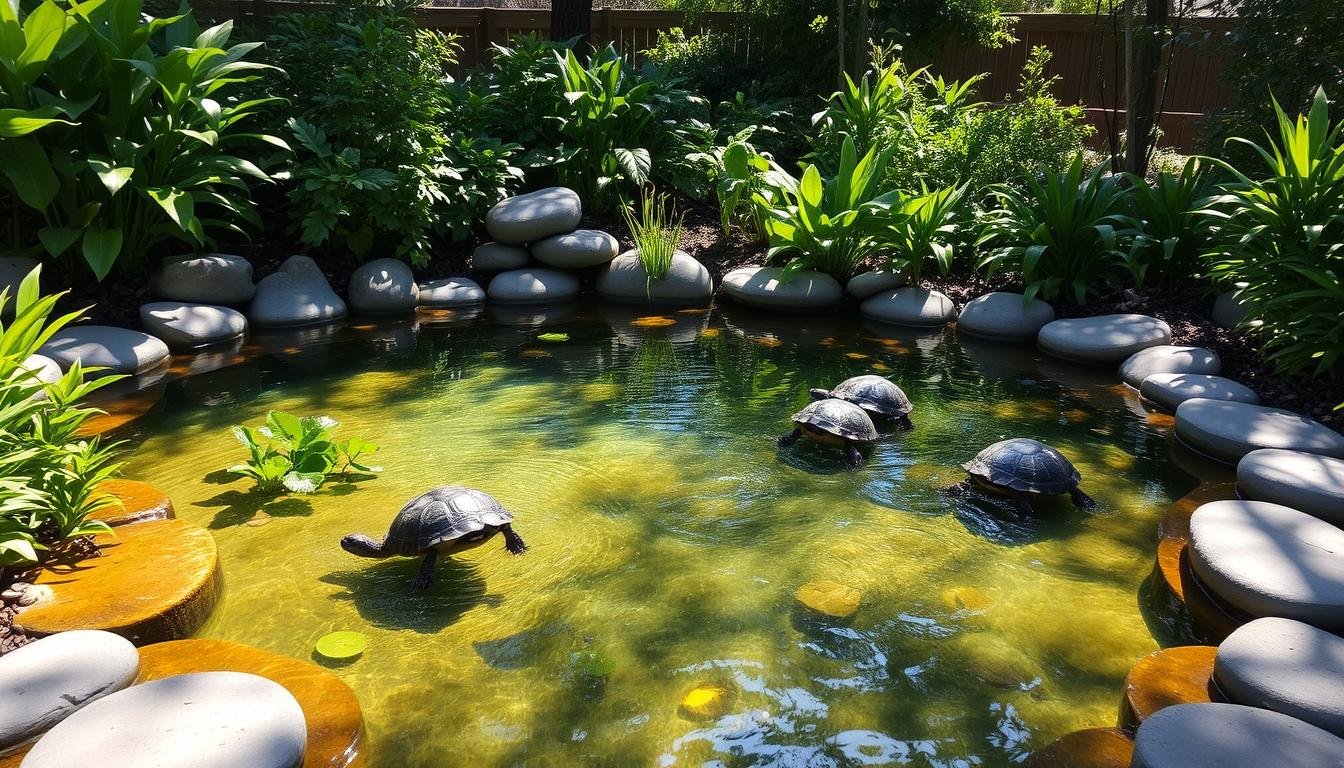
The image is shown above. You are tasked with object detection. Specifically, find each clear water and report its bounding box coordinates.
[117,303,1194,767]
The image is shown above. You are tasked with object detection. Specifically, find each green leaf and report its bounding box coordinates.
[81,227,123,281]
[0,107,73,137]
[16,0,66,84]
[87,158,133,196]
[146,187,199,239]
[38,227,79,257]
[0,138,58,209]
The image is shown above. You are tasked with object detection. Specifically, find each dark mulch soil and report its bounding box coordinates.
[0,567,36,655]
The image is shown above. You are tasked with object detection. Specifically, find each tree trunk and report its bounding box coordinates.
[552,0,593,54]
[1127,0,1169,177]
[852,0,869,77]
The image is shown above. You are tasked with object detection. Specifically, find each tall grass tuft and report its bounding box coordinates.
[623,189,685,281]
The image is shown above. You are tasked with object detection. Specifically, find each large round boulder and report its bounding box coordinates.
[1131,703,1344,768]
[0,255,37,299]
[722,266,841,312]
[1188,500,1344,630]
[956,292,1055,340]
[596,250,712,305]
[348,257,418,314]
[1037,314,1171,364]
[1174,399,1344,463]
[1215,617,1344,737]
[846,269,905,299]
[39,326,170,375]
[1119,345,1221,387]
[485,187,582,245]
[150,254,255,305]
[1237,449,1344,525]
[249,255,347,328]
[1212,282,1256,329]
[1139,373,1258,412]
[532,229,619,269]
[418,277,485,307]
[138,303,247,350]
[472,242,529,273]
[487,267,580,304]
[860,286,956,327]
[19,353,61,389]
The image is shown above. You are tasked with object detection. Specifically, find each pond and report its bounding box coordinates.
[117,303,1195,767]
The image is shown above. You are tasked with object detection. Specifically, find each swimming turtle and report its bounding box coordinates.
[810,375,914,430]
[778,398,878,467]
[340,486,528,590]
[946,438,1095,513]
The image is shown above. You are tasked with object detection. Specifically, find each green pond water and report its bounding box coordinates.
[117,303,1196,767]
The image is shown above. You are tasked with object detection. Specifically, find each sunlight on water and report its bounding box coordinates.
[117,304,1195,767]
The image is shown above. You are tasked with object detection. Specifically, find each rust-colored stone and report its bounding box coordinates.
[1025,728,1134,768]
[19,519,220,644]
[1151,484,1244,643]
[77,381,165,437]
[138,639,367,768]
[91,479,175,526]
[0,746,27,768]
[1122,646,1219,730]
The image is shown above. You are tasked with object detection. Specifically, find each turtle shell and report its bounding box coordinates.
[382,486,513,556]
[826,375,912,418]
[962,438,1081,495]
[792,399,879,442]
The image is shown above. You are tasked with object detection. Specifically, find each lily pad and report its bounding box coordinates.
[536,332,570,343]
[316,631,368,660]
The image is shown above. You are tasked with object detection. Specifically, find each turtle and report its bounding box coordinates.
[340,486,528,591]
[810,375,914,430]
[778,398,879,467]
[945,438,1095,513]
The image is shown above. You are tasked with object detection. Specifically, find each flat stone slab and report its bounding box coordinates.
[1024,728,1133,768]
[472,242,529,273]
[91,480,175,526]
[846,269,905,299]
[1189,500,1344,631]
[722,266,841,312]
[1238,449,1344,525]
[1037,314,1171,364]
[1175,399,1344,463]
[21,671,306,768]
[418,277,485,307]
[1120,345,1221,387]
[250,255,347,328]
[1140,373,1258,412]
[40,326,170,375]
[486,187,582,245]
[1216,617,1344,738]
[860,286,956,327]
[957,291,1055,340]
[1131,702,1344,768]
[348,258,417,314]
[150,254,255,304]
[596,250,712,305]
[1122,646,1217,729]
[0,630,139,752]
[532,228,619,268]
[487,268,580,304]
[139,303,246,350]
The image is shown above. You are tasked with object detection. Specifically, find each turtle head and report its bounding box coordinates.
[340,534,389,559]
[808,388,831,401]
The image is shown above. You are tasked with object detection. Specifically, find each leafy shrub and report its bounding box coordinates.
[1124,158,1214,288]
[228,411,381,495]
[868,185,968,282]
[811,63,921,171]
[622,190,685,280]
[454,34,571,173]
[703,133,798,241]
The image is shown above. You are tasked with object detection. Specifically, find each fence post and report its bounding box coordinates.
[601,6,613,48]
[482,6,496,49]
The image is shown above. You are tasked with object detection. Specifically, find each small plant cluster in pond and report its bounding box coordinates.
[228,411,381,495]
[622,189,685,280]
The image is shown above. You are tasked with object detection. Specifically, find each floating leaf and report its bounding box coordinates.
[315,631,368,660]
[536,332,570,343]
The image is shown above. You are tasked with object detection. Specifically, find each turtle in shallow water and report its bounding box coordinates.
[945,438,1095,513]
[340,486,527,590]
[778,398,878,467]
[810,374,914,430]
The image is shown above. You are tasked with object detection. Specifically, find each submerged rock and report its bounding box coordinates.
[794,580,862,620]
[680,685,737,721]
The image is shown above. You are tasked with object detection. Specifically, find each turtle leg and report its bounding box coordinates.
[501,524,529,555]
[777,427,802,447]
[898,414,915,431]
[843,440,864,468]
[1013,495,1034,515]
[410,550,438,591]
[1069,488,1097,510]
[941,480,969,497]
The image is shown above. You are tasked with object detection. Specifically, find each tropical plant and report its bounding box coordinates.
[228,411,380,495]
[622,189,685,280]
[868,184,968,282]
[704,132,798,240]
[811,62,921,168]
[454,34,571,173]
[1124,158,1214,289]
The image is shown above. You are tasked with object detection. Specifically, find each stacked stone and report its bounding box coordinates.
[482,187,610,305]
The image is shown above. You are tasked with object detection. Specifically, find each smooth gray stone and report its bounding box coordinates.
[1175,399,1344,463]
[0,256,37,299]
[150,254,255,304]
[418,277,485,307]
[348,258,418,314]
[139,303,247,350]
[722,266,841,313]
[249,255,347,328]
[22,672,306,768]
[846,269,905,299]
[1212,282,1256,329]
[1237,449,1344,525]
[1037,313,1171,364]
[19,354,61,388]
[596,250,712,304]
[1140,373,1258,412]
[1189,500,1344,631]
[861,286,956,327]
[1216,617,1344,738]
[472,243,529,273]
[0,630,139,752]
[956,291,1055,340]
[1131,703,1344,768]
[39,326,170,375]
[1120,344,1221,387]
[485,187,582,245]
[531,229,619,269]
[487,268,580,304]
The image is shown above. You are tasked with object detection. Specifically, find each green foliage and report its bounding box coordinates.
[871,0,1013,59]
[622,189,685,280]
[811,63,921,165]
[0,0,281,280]
[228,411,381,495]
[703,132,797,241]
[454,34,571,172]
[1125,158,1214,288]
[868,185,968,282]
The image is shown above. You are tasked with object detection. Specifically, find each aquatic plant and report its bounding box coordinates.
[868,184,967,282]
[228,411,380,494]
[622,189,685,280]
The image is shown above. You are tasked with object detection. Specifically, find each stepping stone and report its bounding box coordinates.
[419,277,485,307]
[138,303,246,350]
[860,286,956,327]
[596,250,712,304]
[150,254,255,304]
[1122,646,1217,729]
[1237,449,1344,525]
[1140,373,1258,412]
[21,672,306,768]
[1120,345,1221,387]
[487,267,580,304]
[472,242,529,273]
[0,630,139,752]
[794,580,861,620]
[1174,399,1344,463]
[956,291,1055,340]
[249,255,347,328]
[486,187,582,245]
[1131,702,1344,768]
[1025,728,1133,768]
[846,269,905,299]
[91,479,175,526]
[1215,617,1344,738]
[532,228,619,268]
[1212,282,1255,329]
[1037,314,1171,364]
[1188,500,1344,631]
[39,326,170,375]
[348,257,418,314]
[722,266,841,312]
